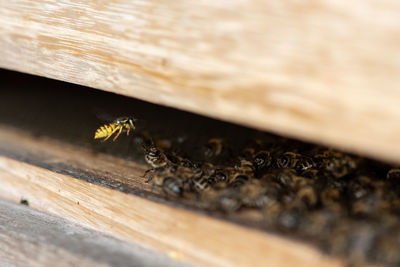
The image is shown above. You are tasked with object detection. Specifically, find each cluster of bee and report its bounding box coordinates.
[94,117,400,267]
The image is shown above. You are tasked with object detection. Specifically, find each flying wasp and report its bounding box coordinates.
[94,117,136,142]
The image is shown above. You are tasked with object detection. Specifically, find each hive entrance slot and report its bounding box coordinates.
[0,69,398,267]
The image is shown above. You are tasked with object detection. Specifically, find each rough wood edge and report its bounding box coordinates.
[0,1,400,163]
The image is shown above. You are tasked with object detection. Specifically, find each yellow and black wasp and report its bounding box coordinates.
[94,117,136,142]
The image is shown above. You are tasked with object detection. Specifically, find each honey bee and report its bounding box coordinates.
[295,156,315,173]
[226,159,254,187]
[192,177,210,192]
[203,138,224,158]
[276,152,315,175]
[270,168,298,187]
[190,163,215,192]
[234,159,254,176]
[242,147,271,176]
[144,145,168,169]
[173,166,202,193]
[154,175,184,197]
[94,117,136,142]
[198,188,241,212]
[296,186,317,207]
[191,166,229,193]
[141,142,170,182]
[200,187,243,212]
[218,190,243,212]
[145,164,186,196]
[387,169,400,180]
[320,188,341,207]
[253,150,272,172]
[276,152,299,169]
[230,174,250,188]
[240,180,268,208]
[208,168,229,186]
[276,206,303,231]
[313,149,359,178]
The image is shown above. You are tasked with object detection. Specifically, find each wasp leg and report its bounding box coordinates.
[102,126,119,142]
[101,127,113,142]
[102,134,112,142]
[112,126,124,141]
[129,120,135,130]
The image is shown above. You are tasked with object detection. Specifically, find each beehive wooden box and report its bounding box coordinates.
[0,1,399,266]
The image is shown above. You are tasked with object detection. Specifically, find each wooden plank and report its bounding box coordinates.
[0,126,343,267]
[0,1,399,163]
[0,198,185,267]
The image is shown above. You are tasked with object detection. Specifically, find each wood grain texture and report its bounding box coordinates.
[0,199,183,267]
[0,126,344,267]
[0,1,399,164]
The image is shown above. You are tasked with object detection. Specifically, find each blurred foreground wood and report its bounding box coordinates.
[0,126,343,267]
[0,1,399,164]
[0,198,183,267]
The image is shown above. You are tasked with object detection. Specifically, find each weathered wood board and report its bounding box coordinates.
[0,1,399,163]
[0,126,343,267]
[0,198,187,267]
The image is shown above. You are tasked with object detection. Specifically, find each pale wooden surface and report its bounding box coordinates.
[0,1,399,163]
[0,126,344,267]
[0,198,186,267]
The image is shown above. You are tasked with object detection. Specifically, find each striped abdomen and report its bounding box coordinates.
[94,123,116,140]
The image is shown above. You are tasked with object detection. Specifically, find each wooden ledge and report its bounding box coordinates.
[0,126,343,267]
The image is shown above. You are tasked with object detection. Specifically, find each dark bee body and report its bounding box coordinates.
[294,156,315,173]
[242,146,272,175]
[296,186,317,207]
[203,138,224,158]
[94,117,136,142]
[142,142,170,182]
[154,176,183,197]
[200,187,243,212]
[240,180,269,208]
[208,168,228,186]
[320,188,341,207]
[387,169,400,180]
[253,151,272,171]
[191,163,215,192]
[313,149,359,178]
[231,174,250,188]
[192,177,210,192]
[235,159,254,175]
[145,142,203,191]
[227,160,254,188]
[276,152,299,169]
[144,146,168,169]
[276,152,316,177]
